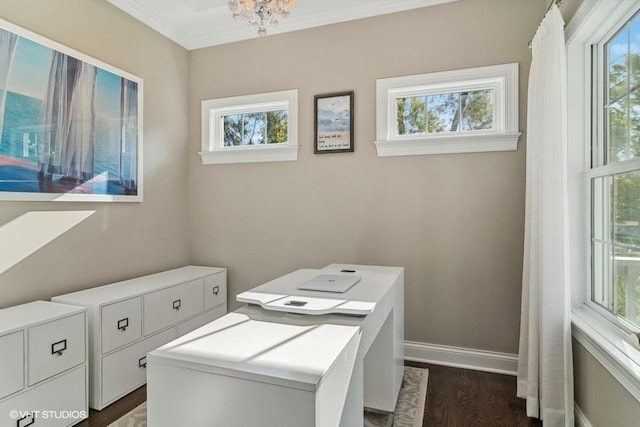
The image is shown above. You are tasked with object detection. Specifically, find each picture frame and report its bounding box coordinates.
[0,18,143,202]
[314,91,354,154]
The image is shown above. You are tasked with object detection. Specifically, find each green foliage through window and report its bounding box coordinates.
[592,10,640,327]
[606,14,640,163]
[223,109,288,146]
[395,89,493,136]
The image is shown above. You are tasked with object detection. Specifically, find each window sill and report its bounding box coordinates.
[572,306,640,402]
[199,144,299,165]
[374,132,520,157]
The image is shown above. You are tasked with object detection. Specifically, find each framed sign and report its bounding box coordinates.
[0,18,143,202]
[314,91,354,154]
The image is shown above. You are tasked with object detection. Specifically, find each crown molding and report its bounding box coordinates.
[106,0,458,50]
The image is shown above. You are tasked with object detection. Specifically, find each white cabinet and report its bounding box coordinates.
[148,313,361,427]
[148,264,404,427]
[52,265,227,410]
[101,328,176,405]
[28,312,86,386]
[143,279,203,335]
[0,331,24,400]
[101,297,142,354]
[0,301,88,427]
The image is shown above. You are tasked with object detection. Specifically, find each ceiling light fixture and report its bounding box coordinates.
[228,0,296,36]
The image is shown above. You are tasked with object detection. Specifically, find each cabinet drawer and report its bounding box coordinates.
[28,312,85,386]
[204,272,226,311]
[0,331,24,400]
[101,297,142,354]
[143,280,204,336]
[101,328,176,406]
[176,306,226,337]
[0,364,86,427]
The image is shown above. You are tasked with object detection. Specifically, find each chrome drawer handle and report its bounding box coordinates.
[118,317,129,331]
[212,286,219,296]
[51,339,67,356]
[138,356,147,368]
[17,414,35,427]
[172,299,181,310]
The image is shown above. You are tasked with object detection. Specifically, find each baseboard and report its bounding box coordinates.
[574,404,592,427]
[404,341,518,376]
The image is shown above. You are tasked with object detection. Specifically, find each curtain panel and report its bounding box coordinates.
[517,4,574,427]
[0,30,18,140]
[40,52,97,181]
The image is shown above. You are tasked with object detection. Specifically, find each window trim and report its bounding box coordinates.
[200,89,298,165]
[374,63,520,157]
[567,0,640,402]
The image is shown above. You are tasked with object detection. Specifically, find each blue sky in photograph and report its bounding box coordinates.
[5,35,52,99]
[95,69,122,117]
[317,96,350,133]
[2,28,124,114]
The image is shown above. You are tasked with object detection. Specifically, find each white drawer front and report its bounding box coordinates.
[101,328,176,406]
[28,312,86,386]
[176,306,226,337]
[0,364,87,427]
[204,272,226,311]
[101,297,142,354]
[0,331,24,400]
[143,280,204,336]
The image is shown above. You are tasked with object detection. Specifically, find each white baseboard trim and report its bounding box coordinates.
[574,403,592,427]
[404,341,518,376]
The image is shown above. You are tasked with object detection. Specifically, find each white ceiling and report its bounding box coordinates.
[105,0,458,50]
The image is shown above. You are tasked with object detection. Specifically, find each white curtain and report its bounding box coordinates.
[0,29,18,141]
[40,52,96,180]
[517,4,574,427]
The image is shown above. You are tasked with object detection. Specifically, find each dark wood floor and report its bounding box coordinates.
[75,385,146,427]
[407,361,542,427]
[78,362,541,427]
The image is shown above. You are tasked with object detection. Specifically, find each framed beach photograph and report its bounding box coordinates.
[0,18,143,202]
[314,91,354,154]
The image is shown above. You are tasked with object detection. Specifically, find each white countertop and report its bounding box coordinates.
[148,312,361,391]
[236,266,402,316]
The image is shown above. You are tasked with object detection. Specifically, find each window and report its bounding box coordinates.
[222,110,287,146]
[200,89,298,164]
[374,63,520,157]
[568,0,640,402]
[591,8,640,329]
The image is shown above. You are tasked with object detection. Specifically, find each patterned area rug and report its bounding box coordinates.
[108,366,428,427]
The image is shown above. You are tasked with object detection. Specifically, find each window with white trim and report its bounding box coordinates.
[592,8,640,330]
[200,89,298,164]
[374,63,520,157]
[568,0,640,401]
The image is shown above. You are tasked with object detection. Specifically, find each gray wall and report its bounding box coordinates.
[188,0,544,353]
[4,2,637,426]
[0,0,190,308]
[573,339,640,426]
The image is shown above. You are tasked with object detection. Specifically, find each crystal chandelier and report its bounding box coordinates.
[228,0,296,36]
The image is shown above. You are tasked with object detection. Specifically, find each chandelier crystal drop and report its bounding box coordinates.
[228,0,296,36]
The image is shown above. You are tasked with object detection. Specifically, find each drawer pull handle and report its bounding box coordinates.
[118,317,129,331]
[17,414,35,427]
[51,339,67,356]
[212,286,220,296]
[173,299,181,310]
[139,356,147,368]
